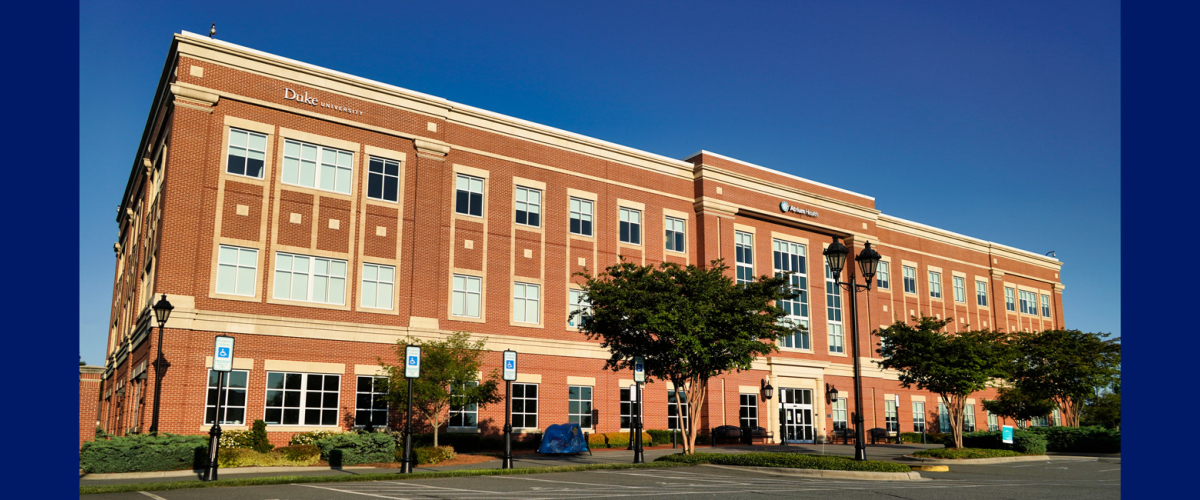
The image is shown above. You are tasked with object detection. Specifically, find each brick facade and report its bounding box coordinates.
[95,32,1064,447]
[80,366,103,448]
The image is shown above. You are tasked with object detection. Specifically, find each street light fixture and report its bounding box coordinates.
[823,237,881,461]
[148,294,174,435]
[825,383,839,404]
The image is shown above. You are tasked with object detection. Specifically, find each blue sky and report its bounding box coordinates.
[79,1,1119,365]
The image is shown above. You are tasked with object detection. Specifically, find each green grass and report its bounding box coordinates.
[911,448,1035,459]
[654,452,911,473]
[79,462,695,495]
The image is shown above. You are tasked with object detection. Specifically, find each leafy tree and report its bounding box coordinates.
[982,386,1058,424]
[574,258,804,454]
[248,419,274,453]
[1080,378,1121,429]
[875,316,1011,448]
[379,332,503,447]
[1008,329,1121,427]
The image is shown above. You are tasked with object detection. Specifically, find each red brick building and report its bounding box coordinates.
[80,366,104,447]
[98,32,1065,447]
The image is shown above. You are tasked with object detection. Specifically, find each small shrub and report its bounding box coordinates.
[79,433,208,473]
[586,431,652,449]
[913,448,1028,459]
[647,429,674,445]
[275,445,320,464]
[219,429,255,449]
[290,430,350,446]
[413,446,456,465]
[94,426,109,439]
[316,432,396,466]
[655,452,910,472]
[249,420,274,453]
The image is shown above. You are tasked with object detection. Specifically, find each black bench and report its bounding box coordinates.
[869,427,898,444]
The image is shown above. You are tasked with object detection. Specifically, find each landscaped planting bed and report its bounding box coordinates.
[654,452,911,472]
[911,448,1033,459]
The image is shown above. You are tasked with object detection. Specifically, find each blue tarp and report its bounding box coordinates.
[537,423,590,454]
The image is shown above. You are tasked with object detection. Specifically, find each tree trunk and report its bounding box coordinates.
[945,394,966,449]
[682,378,707,456]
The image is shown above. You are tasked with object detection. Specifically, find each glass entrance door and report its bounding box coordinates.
[779,388,814,443]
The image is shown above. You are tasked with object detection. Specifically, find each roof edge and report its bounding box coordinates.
[684,149,875,201]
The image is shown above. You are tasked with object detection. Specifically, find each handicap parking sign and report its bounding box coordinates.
[218,347,230,358]
[633,356,645,382]
[212,336,235,372]
[503,350,518,381]
[404,346,421,378]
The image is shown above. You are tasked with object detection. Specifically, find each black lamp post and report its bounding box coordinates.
[823,237,881,461]
[760,379,774,445]
[148,294,173,435]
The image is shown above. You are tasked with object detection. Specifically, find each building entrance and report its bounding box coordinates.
[779,388,814,443]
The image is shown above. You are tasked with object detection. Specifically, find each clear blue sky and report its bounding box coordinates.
[79,1,1120,365]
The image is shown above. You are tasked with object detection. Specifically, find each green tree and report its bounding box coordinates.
[982,386,1058,424]
[379,332,503,447]
[875,316,1011,448]
[575,258,804,455]
[1008,329,1121,427]
[1080,382,1120,429]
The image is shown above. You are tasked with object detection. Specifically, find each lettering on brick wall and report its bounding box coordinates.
[778,201,818,217]
[283,88,364,116]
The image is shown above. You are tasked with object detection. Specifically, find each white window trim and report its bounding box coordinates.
[454,173,486,218]
[773,238,810,351]
[353,375,389,428]
[825,257,845,355]
[513,282,541,325]
[205,369,249,425]
[216,245,259,297]
[619,206,642,245]
[273,252,348,305]
[514,185,542,228]
[360,262,395,310]
[512,382,539,430]
[366,156,401,203]
[568,385,594,430]
[281,138,355,195]
[452,274,483,318]
[226,128,268,180]
[664,216,686,253]
[569,196,594,237]
[263,371,342,427]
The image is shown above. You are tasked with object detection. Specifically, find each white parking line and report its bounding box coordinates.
[138,492,169,500]
[298,483,413,499]
[494,476,650,489]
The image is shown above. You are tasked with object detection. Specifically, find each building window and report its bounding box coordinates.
[953,276,966,303]
[1032,415,1049,427]
[825,258,844,354]
[876,261,890,289]
[452,275,482,318]
[568,289,591,327]
[361,263,395,310]
[831,398,847,431]
[1052,408,1062,426]
[282,139,353,194]
[1041,294,1051,317]
[976,281,988,307]
[1019,290,1037,314]
[367,157,400,202]
[665,217,686,252]
[569,197,593,236]
[668,389,689,430]
[740,394,759,428]
[205,370,248,425]
[515,186,541,227]
[449,381,479,428]
[938,401,951,433]
[217,245,258,296]
[273,253,347,304]
[903,266,917,294]
[735,232,754,284]
[619,207,641,244]
[511,383,538,429]
[1005,287,1015,312]
[568,386,593,428]
[226,128,267,179]
[885,399,899,433]
[774,239,810,350]
[912,401,926,433]
[513,282,540,324]
[964,404,976,432]
[987,411,999,431]
[929,271,942,299]
[264,372,340,426]
[620,387,633,430]
[355,376,388,427]
[455,174,484,217]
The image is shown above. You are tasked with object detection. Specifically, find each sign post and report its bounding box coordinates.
[400,345,421,474]
[204,336,234,481]
[501,350,517,469]
[632,356,645,463]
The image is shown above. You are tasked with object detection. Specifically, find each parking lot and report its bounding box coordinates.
[88,457,1119,500]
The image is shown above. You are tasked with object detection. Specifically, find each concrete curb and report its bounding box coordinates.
[80,465,377,480]
[701,464,926,481]
[898,454,1056,465]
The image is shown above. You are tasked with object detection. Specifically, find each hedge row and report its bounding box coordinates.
[411,446,456,465]
[587,431,652,448]
[958,430,1048,455]
[80,434,209,473]
[1021,426,1120,453]
[314,433,395,466]
[912,448,1029,459]
[655,452,911,472]
[218,445,320,468]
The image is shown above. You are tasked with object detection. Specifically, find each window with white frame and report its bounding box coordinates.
[912,401,926,433]
[953,276,966,303]
[361,263,395,310]
[832,398,847,431]
[976,281,988,307]
[227,128,267,179]
[515,186,541,227]
[513,282,540,324]
[455,174,484,217]
[205,369,248,425]
[1032,415,1049,427]
[367,157,400,202]
[876,261,890,289]
[1019,290,1037,314]
[568,386,593,428]
[449,381,479,428]
[354,376,388,427]
[668,389,689,430]
[264,372,340,426]
[511,383,538,429]
[1052,408,1062,426]
[1005,287,1015,311]
[740,394,759,428]
[903,266,917,294]
[825,257,844,354]
[938,401,951,433]
[273,253,347,304]
[452,274,482,318]
[774,239,810,350]
[665,216,686,252]
[735,232,754,284]
[569,197,593,236]
[568,289,591,327]
[964,404,976,432]
[987,411,999,431]
[619,207,641,244]
[620,386,633,429]
[885,399,899,432]
[929,271,942,299]
[282,139,353,194]
[217,245,258,296]
[1041,294,1051,317]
